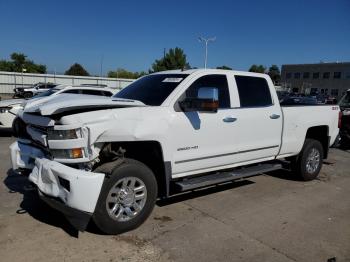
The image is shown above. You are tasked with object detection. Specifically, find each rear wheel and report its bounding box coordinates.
[291,139,323,181]
[93,159,157,234]
[23,92,32,98]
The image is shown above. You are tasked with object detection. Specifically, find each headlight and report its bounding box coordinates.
[0,107,12,113]
[47,128,82,140]
[50,148,84,159]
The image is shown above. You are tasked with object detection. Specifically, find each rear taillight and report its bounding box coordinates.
[338,111,342,129]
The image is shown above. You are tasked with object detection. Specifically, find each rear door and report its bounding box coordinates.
[226,74,282,163]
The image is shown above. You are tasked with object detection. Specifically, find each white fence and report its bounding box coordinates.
[0,71,134,94]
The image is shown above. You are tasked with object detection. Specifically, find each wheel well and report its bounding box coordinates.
[98,141,169,198]
[305,126,329,159]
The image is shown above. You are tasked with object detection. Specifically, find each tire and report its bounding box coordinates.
[23,92,32,98]
[93,158,158,234]
[291,139,324,181]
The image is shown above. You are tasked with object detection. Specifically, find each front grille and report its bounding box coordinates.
[14,117,51,154]
[13,117,30,139]
[30,124,49,135]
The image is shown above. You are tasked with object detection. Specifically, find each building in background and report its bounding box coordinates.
[281,62,350,99]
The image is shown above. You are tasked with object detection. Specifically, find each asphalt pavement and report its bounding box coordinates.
[0,134,349,262]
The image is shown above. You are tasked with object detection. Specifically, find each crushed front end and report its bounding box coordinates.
[10,112,105,230]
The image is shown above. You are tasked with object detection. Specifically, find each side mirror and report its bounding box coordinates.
[179,87,219,113]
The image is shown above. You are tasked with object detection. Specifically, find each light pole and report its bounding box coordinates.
[21,68,27,88]
[198,36,216,68]
[98,54,104,85]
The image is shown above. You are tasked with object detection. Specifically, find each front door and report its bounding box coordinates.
[170,74,235,177]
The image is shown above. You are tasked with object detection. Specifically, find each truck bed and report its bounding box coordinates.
[278,105,339,158]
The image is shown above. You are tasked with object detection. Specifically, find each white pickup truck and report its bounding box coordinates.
[10,69,340,234]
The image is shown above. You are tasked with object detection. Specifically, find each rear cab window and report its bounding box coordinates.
[62,89,113,96]
[81,89,112,96]
[234,75,272,107]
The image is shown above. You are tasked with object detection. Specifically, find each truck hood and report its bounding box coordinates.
[23,94,145,116]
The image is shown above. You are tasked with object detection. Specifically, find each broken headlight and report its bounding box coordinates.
[0,107,12,113]
[47,128,82,140]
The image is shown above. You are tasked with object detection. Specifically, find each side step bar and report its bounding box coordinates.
[174,163,282,191]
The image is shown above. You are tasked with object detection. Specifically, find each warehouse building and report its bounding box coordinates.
[281,62,350,99]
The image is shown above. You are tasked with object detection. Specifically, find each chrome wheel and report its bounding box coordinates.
[106,177,147,222]
[306,148,320,174]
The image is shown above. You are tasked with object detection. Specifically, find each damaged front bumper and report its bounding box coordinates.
[10,141,105,231]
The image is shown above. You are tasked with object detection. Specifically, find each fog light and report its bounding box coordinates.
[58,177,70,191]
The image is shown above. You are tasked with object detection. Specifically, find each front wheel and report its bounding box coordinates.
[291,139,324,181]
[93,159,157,234]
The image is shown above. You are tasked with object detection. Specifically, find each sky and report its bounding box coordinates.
[0,0,349,75]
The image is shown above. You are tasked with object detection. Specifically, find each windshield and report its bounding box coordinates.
[339,91,350,108]
[114,74,189,106]
[32,88,59,98]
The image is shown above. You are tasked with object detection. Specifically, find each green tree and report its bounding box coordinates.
[11,53,26,71]
[249,64,266,73]
[151,47,190,72]
[0,60,14,71]
[65,63,90,76]
[0,52,46,73]
[268,64,281,84]
[108,68,147,79]
[216,65,232,70]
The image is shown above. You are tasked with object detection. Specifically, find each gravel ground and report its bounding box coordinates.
[0,134,349,262]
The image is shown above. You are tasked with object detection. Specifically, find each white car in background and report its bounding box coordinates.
[0,85,114,130]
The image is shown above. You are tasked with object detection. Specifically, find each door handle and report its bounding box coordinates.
[270,114,280,119]
[223,117,237,123]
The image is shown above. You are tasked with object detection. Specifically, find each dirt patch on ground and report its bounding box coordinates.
[153,216,173,222]
[113,235,148,248]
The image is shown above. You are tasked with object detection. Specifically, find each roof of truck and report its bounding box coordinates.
[53,85,113,91]
[152,68,268,78]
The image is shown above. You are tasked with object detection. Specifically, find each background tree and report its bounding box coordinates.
[0,52,46,73]
[108,68,147,79]
[216,65,232,70]
[65,63,90,76]
[248,64,266,73]
[151,47,190,72]
[268,65,281,84]
[10,53,26,71]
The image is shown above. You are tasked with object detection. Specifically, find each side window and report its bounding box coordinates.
[235,75,272,107]
[62,89,80,94]
[81,89,105,96]
[102,91,113,96]
[184,75,230,108]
